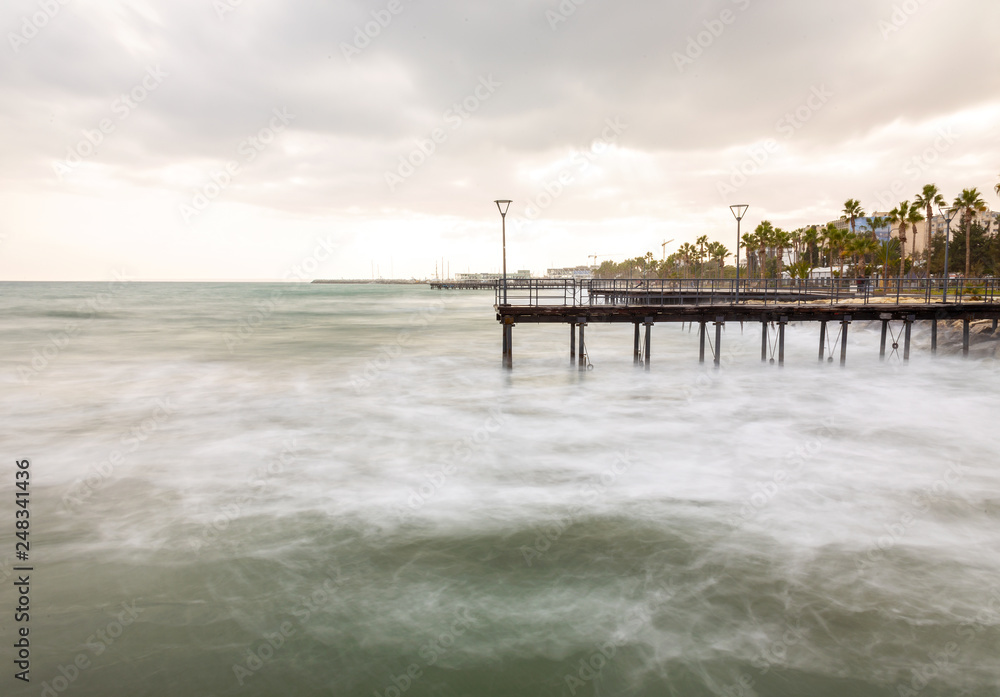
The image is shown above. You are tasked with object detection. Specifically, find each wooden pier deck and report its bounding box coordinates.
[491,278,1000,369]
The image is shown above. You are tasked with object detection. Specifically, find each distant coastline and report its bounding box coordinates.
[311,279,426,284]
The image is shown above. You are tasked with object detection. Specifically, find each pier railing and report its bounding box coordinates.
[494,277,999,307]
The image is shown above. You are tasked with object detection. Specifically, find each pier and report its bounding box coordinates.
[492,278,1000,369]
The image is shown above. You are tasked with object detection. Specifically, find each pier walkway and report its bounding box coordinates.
[489,278,1000,369]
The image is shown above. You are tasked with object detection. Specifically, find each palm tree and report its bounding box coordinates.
[888,201,913,281]
[842,199,865,238]
[905,207,925,274]
[803,225,820,267]
[953,188,988,277]
[707,241,730,276]
[741,233,759,278]
[823,223,847,281]
[877,239,900,288]
[857,236,880,278]
[914,184,945,276]
[755,221,775,279]
[695,235,709,278]
[772,228,792,279]
[677,242,696,274]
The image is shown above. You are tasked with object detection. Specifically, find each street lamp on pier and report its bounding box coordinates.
[730,204,749,303]
[495,200,512,305]
[938,206,959,302]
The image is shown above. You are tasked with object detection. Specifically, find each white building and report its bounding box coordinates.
[545,266,593,280]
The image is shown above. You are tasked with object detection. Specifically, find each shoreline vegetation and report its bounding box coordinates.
[596,190,999,282]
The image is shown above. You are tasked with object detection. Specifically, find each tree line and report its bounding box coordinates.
[594,183,1000,280]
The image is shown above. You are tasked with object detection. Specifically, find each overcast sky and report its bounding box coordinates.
[2,0,999,280]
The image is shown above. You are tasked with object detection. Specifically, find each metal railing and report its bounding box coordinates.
[494,277,999,308]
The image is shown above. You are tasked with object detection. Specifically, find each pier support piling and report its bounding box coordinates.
[819,321,827,362]
[761,321,768,362]
[633,323,640,365]
[644,320,652,371]
[578,321,587,371]
[714,316,723,367]
[904,315,913,361]
[778,316,787,366]
[699,322,706,364]
[570,322,576,363]
[931,320,937,354]
[962,319,970,357]
[840,316,851,367]
[879,316,889,360]
[501,318,513,370]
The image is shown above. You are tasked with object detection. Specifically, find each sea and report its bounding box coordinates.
[1,281,999,697]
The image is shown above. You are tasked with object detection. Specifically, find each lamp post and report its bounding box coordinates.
[938,206,959,302]
[495,200,512,305]
[730,204,749,303]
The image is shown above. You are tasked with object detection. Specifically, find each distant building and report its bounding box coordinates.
[455,270,532,282]
[545,266,593,280]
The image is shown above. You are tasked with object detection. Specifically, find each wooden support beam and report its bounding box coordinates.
[963,318,970,357]
[633,322,640,365]
[819,321,827,362]
[699,322,706,363]
[931,319,937,354]
[778,316,787,366]
[644,320,652,371]
[714,316,723,367]
[840,315,851,366]
[761,321,768,362]
[578,322,586,371]
[570,322,576,363]
[879,317,888,360]
[904,315,913,361]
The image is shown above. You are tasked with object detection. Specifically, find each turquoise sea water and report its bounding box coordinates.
[1,282,999,696]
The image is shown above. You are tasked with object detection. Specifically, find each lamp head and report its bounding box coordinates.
[938,206,958,222]
[494,199,512,217]
[730,204,749,221]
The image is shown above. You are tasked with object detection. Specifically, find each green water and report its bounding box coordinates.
[1,282,998,696]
